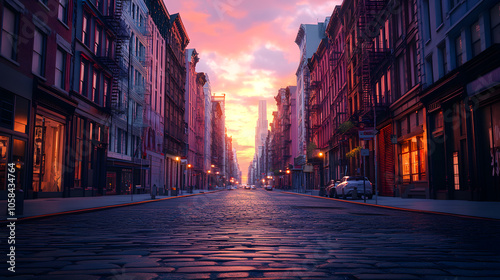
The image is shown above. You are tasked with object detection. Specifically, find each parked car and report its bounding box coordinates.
[264,185,273,191]
[335,176,373,199]
[325,180,341,198]
[244,185,251,189]
[250,185,256,190]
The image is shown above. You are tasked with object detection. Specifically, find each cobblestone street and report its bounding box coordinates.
[5,189,500,279]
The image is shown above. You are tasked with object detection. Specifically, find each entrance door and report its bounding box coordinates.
[33,115,65,193]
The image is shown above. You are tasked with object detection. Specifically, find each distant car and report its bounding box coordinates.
[335,176,373,199]
[325,179,341,198]
[265,185,273,191]
[244,185,251,189]
[250,185,256,190]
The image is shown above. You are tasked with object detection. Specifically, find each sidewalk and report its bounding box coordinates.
[1,189,220,221]
[283,189,500,220]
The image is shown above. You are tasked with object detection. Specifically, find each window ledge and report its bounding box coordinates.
[0,54,20,67]
[32,73,47,82]
[58,19,70,30]
[38,0,50,12]
[436,23,444,32]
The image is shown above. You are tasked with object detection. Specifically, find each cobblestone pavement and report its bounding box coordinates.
[3,189,500,279]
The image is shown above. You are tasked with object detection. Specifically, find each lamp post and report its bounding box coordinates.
[187,164,192,193]
[318,152,325,197]
[286,169,291,190]
[175,156,180,195]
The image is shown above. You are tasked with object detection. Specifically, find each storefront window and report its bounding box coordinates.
[0,136,8,190]
[74,117,84,188]
[400,136,426,183]
[12,139,25,190]
[33,115,65,192]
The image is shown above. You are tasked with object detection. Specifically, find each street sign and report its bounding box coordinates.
[391,134,398,144]
[360,148,369,157]
[294,155,306,166]
[303,164,313,173]
[359,129,376,139]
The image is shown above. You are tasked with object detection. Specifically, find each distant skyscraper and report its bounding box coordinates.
[255,100,268,153]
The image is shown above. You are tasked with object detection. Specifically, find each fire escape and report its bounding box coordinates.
[309,80,321,147]
[359,0,386,119]
[100,0,130,115]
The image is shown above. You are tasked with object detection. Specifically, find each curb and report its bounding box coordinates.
[280,191,500,221]
[1,190,224,223]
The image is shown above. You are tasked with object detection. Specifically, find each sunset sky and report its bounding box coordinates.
[164,0,339,183]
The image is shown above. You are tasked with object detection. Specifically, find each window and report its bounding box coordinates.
[422,0,431,41]
[91,70,99,103]
[80,59,89,96]
[398,55,406,94]
[94,25,101,55]
[74,117,84,188]
[434,111,443,131]
[401,136,425,183]
[1,6,18,60]
[453,152,459,190]
[103,77,110,107]
[58,0,68,24]
[455,36,463,67]
[436,0,444,26]
[82,14,90,46]
[409,43,418,87]
[104,35,112,58]
[449,0,459,10]
[438,43,447,78]
[55,48,66,89]
[32,29,46,76]
[426,55,434,85]
[471,21,481,57]
[491,3,500,44]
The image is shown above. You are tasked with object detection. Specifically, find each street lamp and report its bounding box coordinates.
[318,151,325,197]
[286,169,291,190]
[187,163,192,193]
[175,156,180,195]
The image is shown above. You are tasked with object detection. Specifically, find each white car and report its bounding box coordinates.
[250,185,256,190]
[335,176,373,199]
[264,185,273,191]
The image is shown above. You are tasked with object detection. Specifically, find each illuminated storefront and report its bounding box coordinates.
[32,114,65,193]
[0,91,29,197]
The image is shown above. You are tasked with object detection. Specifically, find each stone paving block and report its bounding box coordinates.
[22,260,72,268]
[60,262,122,270]
[122,267,176,273]
[15,268,55,275]
[198,257,249,261]
[387,268,448,275]
[123,260,162,268]
[104,273,158,280]
[30,275,101,280]
[176,265,257,273]
[263,271,329,278]
[444,269,500,277]
[354,273,421,279]
[216,272,251,278]
[164,261,217,267]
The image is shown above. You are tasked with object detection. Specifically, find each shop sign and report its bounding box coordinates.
[359,129,376,139]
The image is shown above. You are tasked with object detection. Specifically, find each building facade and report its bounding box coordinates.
[418,0,500,200]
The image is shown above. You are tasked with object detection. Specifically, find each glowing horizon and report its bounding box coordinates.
[164,0,339,183]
